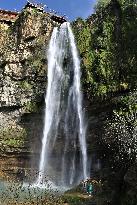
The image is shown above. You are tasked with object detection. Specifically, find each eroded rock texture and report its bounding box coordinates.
[0,6,60,173]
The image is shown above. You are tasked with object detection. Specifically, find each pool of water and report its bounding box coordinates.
[0,179,66,204]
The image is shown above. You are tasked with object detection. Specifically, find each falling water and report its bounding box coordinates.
[37,22,88,188]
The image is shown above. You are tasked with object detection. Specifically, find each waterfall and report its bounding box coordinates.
[37,22,88,188]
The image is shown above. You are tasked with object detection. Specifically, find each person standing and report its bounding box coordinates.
[82,179,88,193]
[87,182,93,196]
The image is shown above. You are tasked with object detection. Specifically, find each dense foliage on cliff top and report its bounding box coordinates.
[73,0,137,177]
[72,0,137,99]
[72,2,137,203]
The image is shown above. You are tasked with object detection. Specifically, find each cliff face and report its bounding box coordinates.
[0,7,61,173]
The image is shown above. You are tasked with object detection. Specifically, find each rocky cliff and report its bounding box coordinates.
[0,5,62,175]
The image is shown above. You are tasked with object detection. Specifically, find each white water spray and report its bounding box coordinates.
[37,22,88,188]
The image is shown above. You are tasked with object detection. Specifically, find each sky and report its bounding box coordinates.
[0,0,97,21]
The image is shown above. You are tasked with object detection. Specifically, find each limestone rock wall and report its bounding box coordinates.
[0,7,60,171]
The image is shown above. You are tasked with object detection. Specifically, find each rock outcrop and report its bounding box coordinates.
[0,5,62,174]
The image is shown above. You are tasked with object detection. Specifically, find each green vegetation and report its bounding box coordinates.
[19,80,33,91]
[115,92,137,114]
[24,101,39,113]
[0,127,27,139]
[24,35,47,74]
[0,127,27,149]
[72,0,137,98]
[26,56,45,73]
[73,1,137,204]
[63,193,93,205]
[1,138,24,147]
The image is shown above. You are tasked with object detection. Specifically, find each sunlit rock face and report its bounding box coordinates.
[0,6,61,174]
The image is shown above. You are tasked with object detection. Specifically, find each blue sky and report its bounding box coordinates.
[0,0,97,21]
